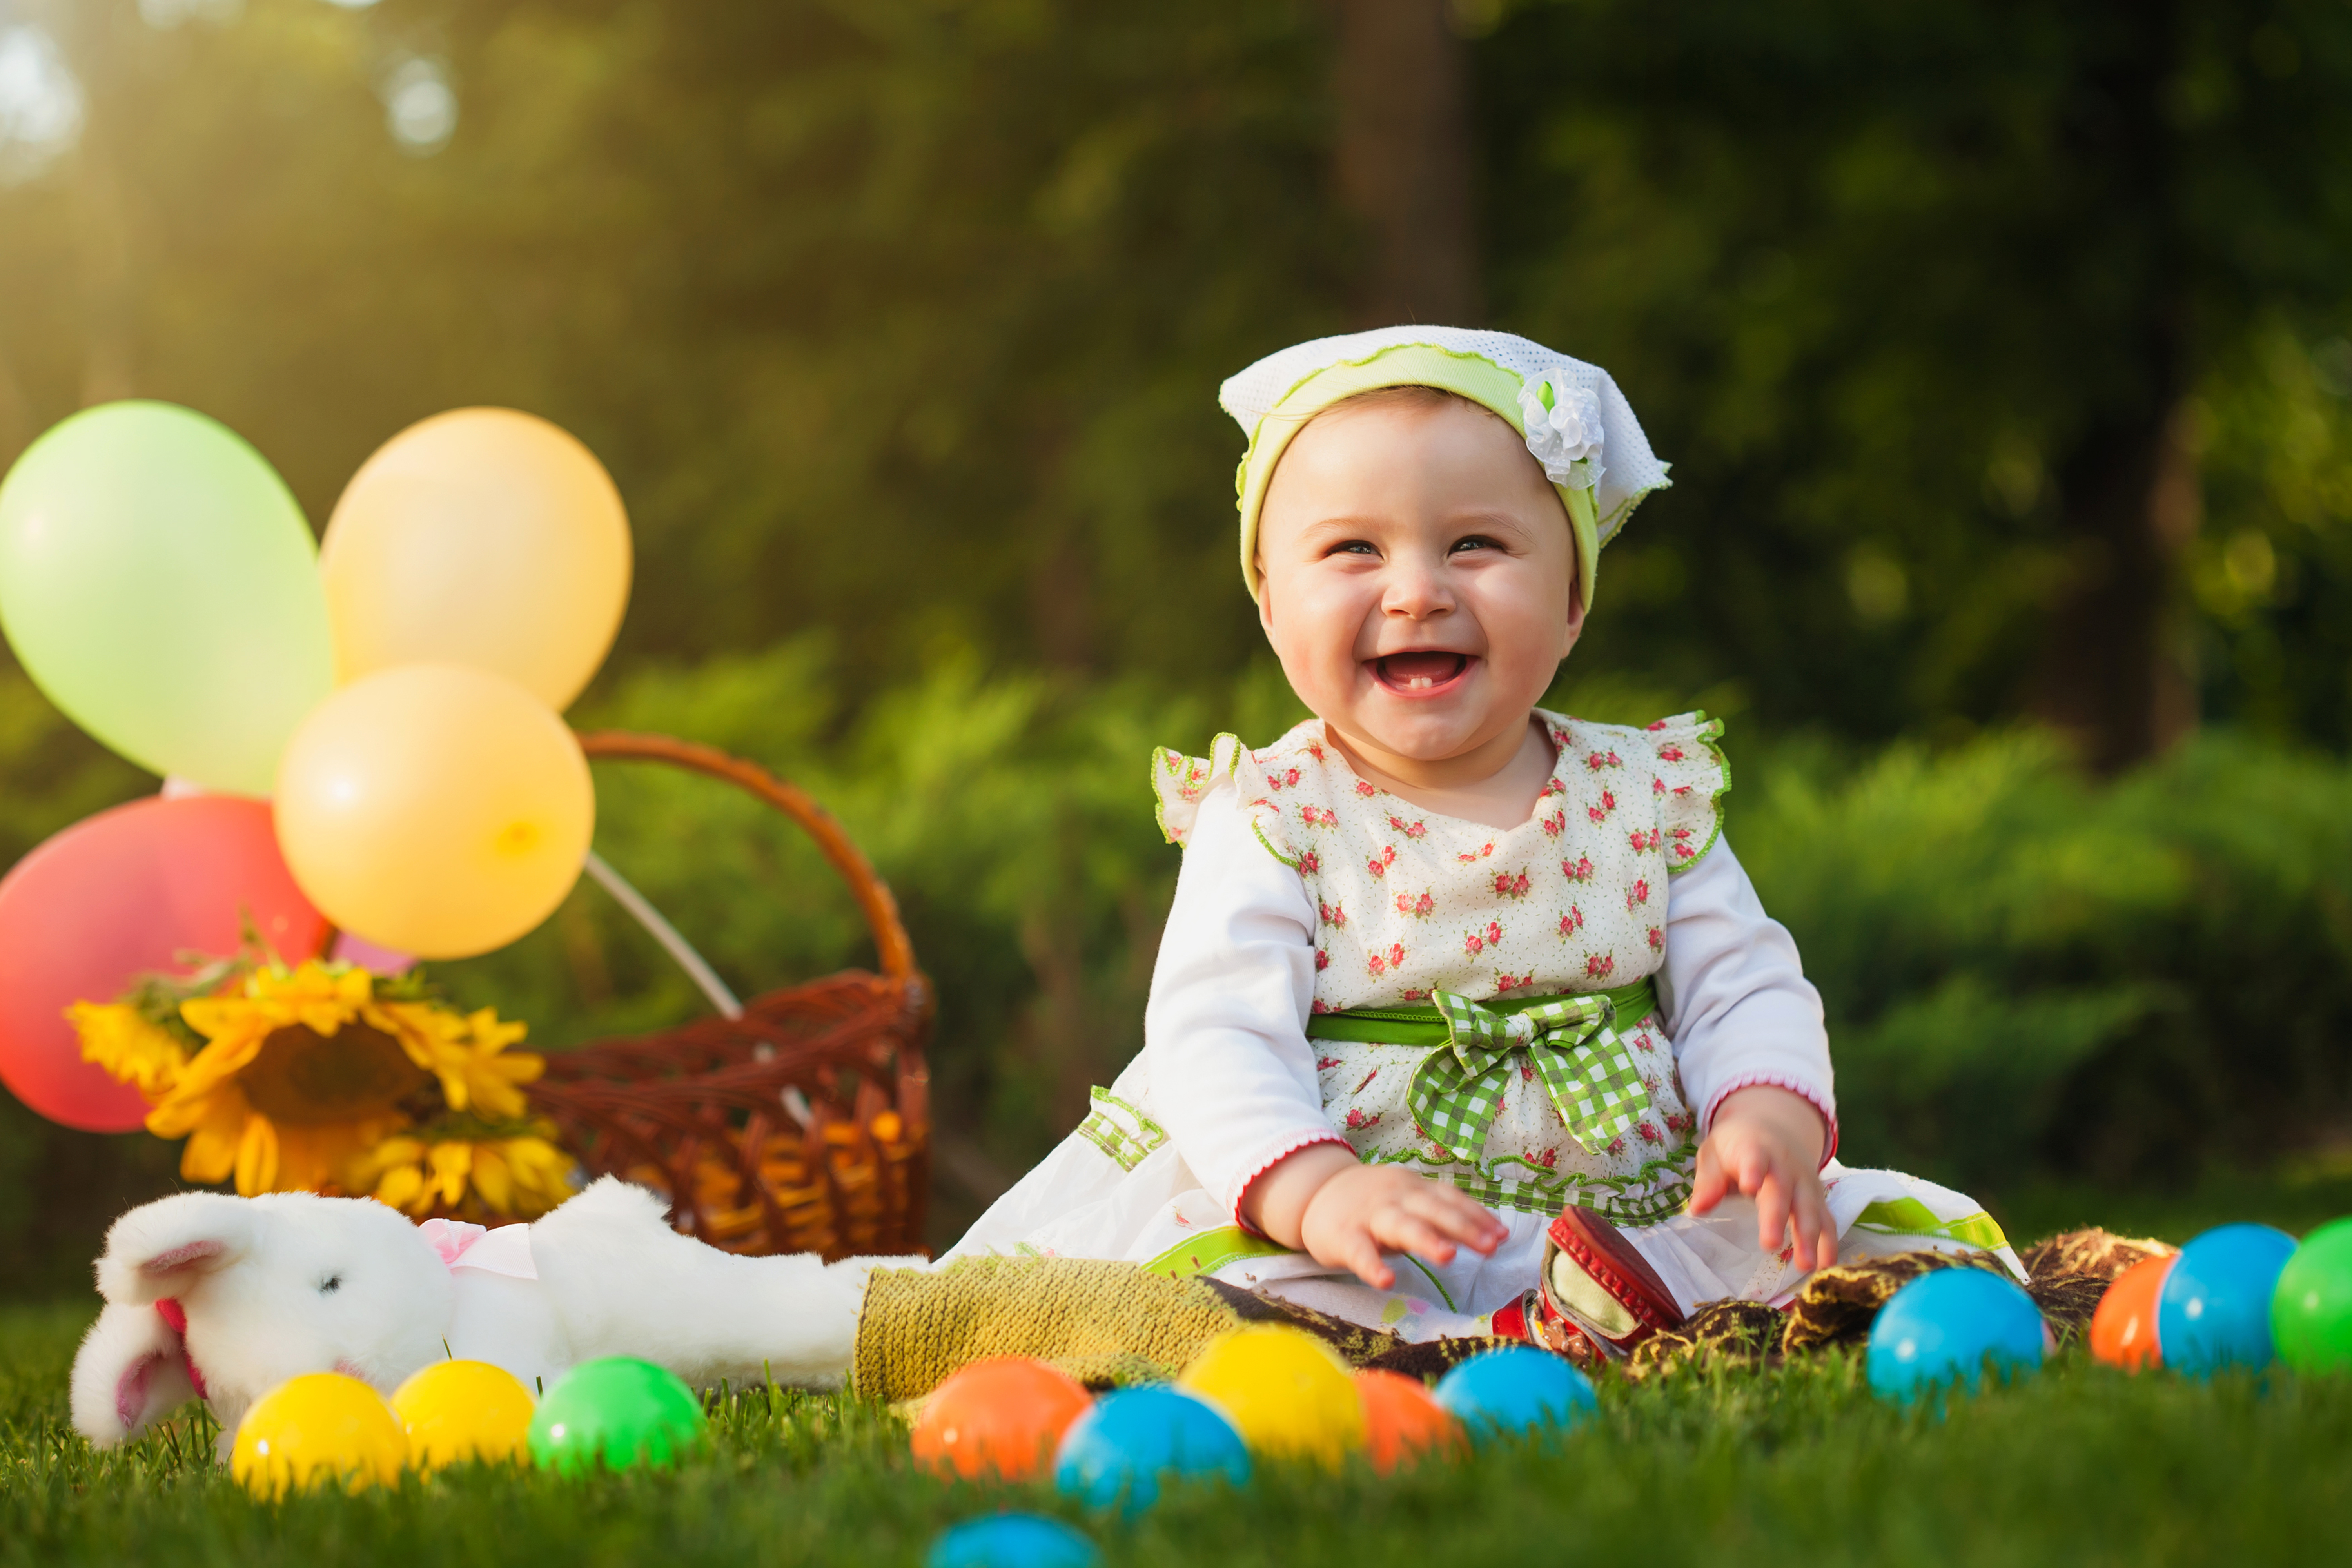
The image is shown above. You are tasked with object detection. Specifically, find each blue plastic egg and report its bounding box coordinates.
[2157,1223,2299,1377]
[1432,1347,1596,1444]
[1866,1267,2045,1403]
[926,1514,1100,1568]
[1053,1385,1250,1514]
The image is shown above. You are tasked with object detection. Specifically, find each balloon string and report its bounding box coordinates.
[579,849,744,1020]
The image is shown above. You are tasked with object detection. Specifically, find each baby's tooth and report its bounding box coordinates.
[1408,675,1432,690]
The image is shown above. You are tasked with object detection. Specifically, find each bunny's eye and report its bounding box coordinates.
[319,1274,343,1296]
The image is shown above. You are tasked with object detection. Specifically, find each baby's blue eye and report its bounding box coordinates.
[1450,536,1498,554]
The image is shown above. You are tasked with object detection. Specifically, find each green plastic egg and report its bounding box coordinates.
[2273,1217,2352,1375]
[527,1357,707,1474]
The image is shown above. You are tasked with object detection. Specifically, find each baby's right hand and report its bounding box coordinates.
[1241,1143,1507,1290]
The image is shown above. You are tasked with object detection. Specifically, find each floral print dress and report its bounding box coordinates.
[1162,710,1726,1226]
[947,710,2020,1338]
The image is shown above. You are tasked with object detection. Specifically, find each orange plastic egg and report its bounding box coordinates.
[1354,1369,1465,1474]
[2090,1252,2174,1371]
[909,1357,1093,1482]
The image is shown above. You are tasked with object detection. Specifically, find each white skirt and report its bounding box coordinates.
[946,1072,2022,1341]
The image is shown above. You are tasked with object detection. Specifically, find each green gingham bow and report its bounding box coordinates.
[1408,990,1653,1165]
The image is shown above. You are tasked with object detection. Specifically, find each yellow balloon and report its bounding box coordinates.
[231,1372,409,1497]
[1178,1325,1366,1467]
[392,1359,536,1470]
[321,408,631,711]
[274,664,594,958]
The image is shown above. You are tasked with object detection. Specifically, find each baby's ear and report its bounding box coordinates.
[96,1192,259,1305]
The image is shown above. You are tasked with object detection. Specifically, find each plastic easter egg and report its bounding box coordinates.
[230,1372,409,1497]
[528,1357,706,1474]
[1179,1325,1365,1466]
[2274,1218,2352,1375]
[2089,1253,2174,1371]
[911,1358,1094,1483]
[1053,1385,1250,1514]
[392,1359,537,1470]
[926,1514,1100,1568]
[2157,1223,2298,1377]
[1866,1267,2045,1404]
[1354,1369,1465,1472]
[1433,1347,1596,1444]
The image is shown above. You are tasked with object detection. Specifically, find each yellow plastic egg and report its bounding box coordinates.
[1178,1325,1366,1466]
[230,1372,409,1497]
[392,1359,537,1470]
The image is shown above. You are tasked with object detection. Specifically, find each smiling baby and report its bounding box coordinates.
[949,327,2017,1363]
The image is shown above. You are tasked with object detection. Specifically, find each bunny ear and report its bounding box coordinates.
[95,1192,259,1305]
[70,1302,198,1446]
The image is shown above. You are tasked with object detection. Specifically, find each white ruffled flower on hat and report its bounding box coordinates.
[1517,375,1606,493]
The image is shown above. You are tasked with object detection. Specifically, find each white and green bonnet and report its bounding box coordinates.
[1219,326,1670,612]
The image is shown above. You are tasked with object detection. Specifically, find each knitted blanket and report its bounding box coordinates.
[852,1229,2168,1400]
[853,1254,1513,1402]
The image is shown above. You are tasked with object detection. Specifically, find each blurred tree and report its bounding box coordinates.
[1330,0,1480,324]
[1483,0,2352,762]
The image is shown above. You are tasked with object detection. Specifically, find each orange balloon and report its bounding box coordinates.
[2090,1253,2174,1371]
[274,664,594,958]
[321,408,631,711]
[908,1358,1093,1483]
[1354,1370,1465,1474]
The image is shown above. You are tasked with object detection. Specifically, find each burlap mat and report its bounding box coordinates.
[853,1254,1514,1402]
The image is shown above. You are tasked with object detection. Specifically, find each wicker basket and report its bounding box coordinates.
[525,731,933,1260]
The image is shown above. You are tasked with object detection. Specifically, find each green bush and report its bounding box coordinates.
[1737,730,2352,1194]
[7,642,2351,1281]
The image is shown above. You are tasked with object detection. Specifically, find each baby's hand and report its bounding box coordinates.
[1241,1143,1506,1290]
[1688,1085,1838,1272]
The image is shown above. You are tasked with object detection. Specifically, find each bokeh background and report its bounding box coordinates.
[5,0,2352,1289]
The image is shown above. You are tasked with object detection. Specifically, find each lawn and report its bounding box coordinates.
[4,1283,2350,1568]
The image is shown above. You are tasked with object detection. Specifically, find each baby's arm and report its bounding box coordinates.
[1145,793,1501,1288]
[1659,838,1840,1270]
[1240,1145,1505,1291]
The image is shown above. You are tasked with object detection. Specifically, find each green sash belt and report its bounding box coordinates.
[1305,979,1658,1046]
[1308,980,1660,1165]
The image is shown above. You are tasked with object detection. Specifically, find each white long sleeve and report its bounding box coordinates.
[1654,836,1838,1155]
[1140,789,1344,1217]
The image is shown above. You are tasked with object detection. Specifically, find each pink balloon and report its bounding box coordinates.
[330,930,414,976]
[0,796,328,1132]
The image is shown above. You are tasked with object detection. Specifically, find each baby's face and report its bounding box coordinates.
[1256,396,1583,769]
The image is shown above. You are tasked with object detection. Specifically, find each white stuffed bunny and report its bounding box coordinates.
[71,1176,917,1452]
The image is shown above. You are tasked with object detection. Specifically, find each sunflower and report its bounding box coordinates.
[70,1003,188,1099]
[82,959,546,1203]
[348,1127,577,1220]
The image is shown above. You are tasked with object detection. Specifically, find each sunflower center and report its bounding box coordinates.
[238,1022,429,1125]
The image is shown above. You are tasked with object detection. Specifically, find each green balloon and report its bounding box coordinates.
[2273,1217,2352,1374]
[528,1357,708,1474]
[0,401,333,795]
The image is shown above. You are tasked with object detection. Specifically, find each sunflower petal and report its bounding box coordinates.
[470,1145,515,1214]
[374,1163,428,1215]
[234,1114,281,1196]
[428,1141,473,1207]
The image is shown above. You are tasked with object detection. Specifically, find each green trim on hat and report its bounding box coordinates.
[1235,341,1601,613]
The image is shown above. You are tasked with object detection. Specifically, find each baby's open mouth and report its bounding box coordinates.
[1373,651,1472,693]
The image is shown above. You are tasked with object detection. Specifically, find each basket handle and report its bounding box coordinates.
[573,730,918,983]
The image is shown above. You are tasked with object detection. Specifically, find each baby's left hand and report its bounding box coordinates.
[1687,1085,1837,1272]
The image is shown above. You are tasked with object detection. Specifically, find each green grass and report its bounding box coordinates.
[5,1298,2350,1568]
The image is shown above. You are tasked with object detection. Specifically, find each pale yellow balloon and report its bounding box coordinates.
[274,664,594,959]
[321,408,632,710]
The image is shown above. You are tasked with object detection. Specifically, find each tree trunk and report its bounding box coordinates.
[2037,396,2201,772]
[2031,2,2196,772]
[1328,0,1481,327]
[0,336,30,463]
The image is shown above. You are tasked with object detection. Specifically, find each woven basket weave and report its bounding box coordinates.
[525,732,933,1259]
